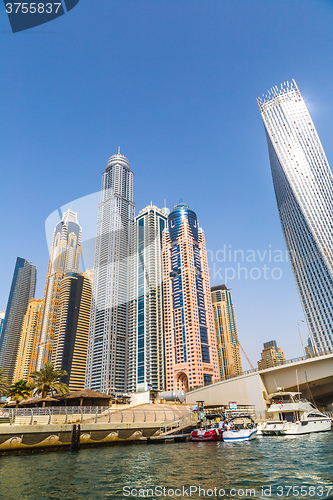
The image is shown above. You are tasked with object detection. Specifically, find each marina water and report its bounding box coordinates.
[0,433,332,499]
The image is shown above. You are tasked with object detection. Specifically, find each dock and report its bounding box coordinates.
[0,404,197,452]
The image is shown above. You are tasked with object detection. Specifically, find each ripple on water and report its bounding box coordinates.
[0,432,332,499]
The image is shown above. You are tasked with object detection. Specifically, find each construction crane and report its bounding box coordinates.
[239,342,255,370]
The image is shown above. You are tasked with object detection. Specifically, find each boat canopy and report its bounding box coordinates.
[228,413,253,420]
[205,413,222,420]
[268,392,302,403]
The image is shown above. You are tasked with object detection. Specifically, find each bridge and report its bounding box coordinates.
[185,351,333,413]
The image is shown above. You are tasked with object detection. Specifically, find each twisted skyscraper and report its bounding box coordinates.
[258,80,333,353]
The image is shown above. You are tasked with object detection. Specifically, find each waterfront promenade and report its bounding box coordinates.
[0,404,195,452]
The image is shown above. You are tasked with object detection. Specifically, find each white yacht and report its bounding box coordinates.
[258,391,331,436]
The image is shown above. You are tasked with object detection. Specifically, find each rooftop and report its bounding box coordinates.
[256,78,301,111]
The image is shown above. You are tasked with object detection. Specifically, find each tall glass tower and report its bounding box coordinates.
[85,153,135,393]
[0,257,37,383]
[162,203,219,391]
[257,80,333,353]
[0,312,5,342]
[128,204,169,393]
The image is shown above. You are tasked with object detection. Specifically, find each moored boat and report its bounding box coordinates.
[222,413,257,442]
[191,427,223,441]
[258,391,331,436]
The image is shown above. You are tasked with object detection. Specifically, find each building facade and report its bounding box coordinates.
[51,271,92,391]
[35,210,82,371]
[305,337,315,359]
[0,257,37,383]
[13,298,43,382]
[257,340,286,370]
[257,80,333,353]
[211,285,242,380]
[0,312,5,342]
[128,204,169,393]
[86,153,135,393]
[162,203,219,391]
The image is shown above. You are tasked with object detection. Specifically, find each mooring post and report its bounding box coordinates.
[76,424,81,450]
[71,424,77,450]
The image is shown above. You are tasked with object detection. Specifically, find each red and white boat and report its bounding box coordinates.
[191,427,223,441]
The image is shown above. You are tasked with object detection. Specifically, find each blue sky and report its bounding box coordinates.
[1,0,333,367]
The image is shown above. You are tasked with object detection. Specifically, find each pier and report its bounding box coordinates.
[0,404,196,452]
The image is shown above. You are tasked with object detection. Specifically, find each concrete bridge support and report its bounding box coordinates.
[186,353,333,411]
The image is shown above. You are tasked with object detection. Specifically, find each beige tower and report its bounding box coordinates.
[51,271,92,391]
[162,203,219,391]
[211,285,242,380]
[35,210,82,371]
[257,340,286,370]
[13,298,43,382]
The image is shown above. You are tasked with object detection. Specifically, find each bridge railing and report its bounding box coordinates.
[186,347,333,393]
[241,347,333,378]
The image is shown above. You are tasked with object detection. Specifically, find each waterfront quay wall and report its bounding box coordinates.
[0,404,193,452]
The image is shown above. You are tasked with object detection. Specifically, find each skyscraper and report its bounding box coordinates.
[0,257,37,383]
[128,204,169,393]
[13,298,43,383]
[51,271,92,391]
[162,203,219,391]
[35,210,82,370]
[211,285,242,380]
[86,153,135,393]
[257,340,286,370]
[257,80,333,353]
[0,312,5,342]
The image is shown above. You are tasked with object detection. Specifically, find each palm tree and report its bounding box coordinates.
[30,363,69,398]
[0,369,9,396]
[7,379,31,408]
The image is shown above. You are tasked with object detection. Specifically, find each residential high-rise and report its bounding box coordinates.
[13,298,43,383]
[162,203,219,391]
[0,258,37,383]
[128,204,169,393]
[257,340,286,370]
[257,80,333,353]
[305,337,315,358]
[211,285,242,380]
[51,271,92,391]
[35,210,82,370]
[86,153,135,393]
[0,312,5,342]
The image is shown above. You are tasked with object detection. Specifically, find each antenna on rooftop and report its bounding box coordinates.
[118,146,121,154]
